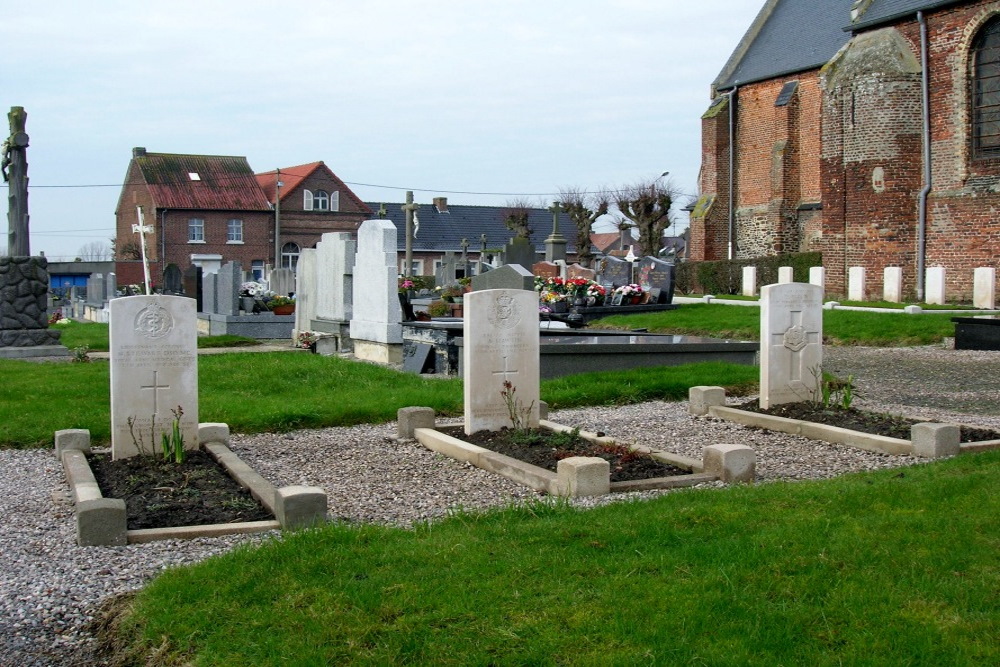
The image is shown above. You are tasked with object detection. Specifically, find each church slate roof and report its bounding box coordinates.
[364,201,578,254]
[714,0,854,90]
[850,0,965,30]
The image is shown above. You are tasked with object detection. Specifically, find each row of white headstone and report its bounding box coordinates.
[742,265,997,308]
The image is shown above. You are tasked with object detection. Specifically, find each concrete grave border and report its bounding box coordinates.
[689,386,1000,458]
[396,405,754,497]
[56,424,327,546]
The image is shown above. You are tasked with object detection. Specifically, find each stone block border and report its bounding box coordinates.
[398,407,754,497]
[55,424,327,546]
[689,386,1000,458]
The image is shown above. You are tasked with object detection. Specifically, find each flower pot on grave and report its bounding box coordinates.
[629,296,641,305]
[551,301,568,313]
[272,304,295,315]
[241,296,255,312]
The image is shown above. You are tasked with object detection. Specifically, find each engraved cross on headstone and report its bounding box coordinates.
[769,309,820,390]
[139,370,171,414]
[491,356,519,383]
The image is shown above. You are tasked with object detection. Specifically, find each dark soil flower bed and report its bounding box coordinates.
[736,400,1000,443]
[440,426,687,482]
[88,450,273,530]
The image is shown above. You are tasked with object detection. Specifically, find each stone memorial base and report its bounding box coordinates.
[308,318,353,353]
[0,344,69,359]
[952,316,1000,350]
[196,312,295,339]
[353,340,403,365]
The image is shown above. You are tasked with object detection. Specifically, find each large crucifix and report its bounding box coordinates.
[544,200,566,262]
[3,107,30,256]
[401,191,419,278]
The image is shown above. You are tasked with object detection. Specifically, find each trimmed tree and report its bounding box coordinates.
[613,178,674,258]
[502,198,535,239]
[559,187,608,268]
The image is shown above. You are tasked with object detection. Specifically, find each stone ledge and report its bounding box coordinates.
[59,425,305,545]
[412,417,721,497]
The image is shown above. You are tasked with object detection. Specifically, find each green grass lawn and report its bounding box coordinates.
[55,321,260,352]
[593,303,957,346]
[107,451,1000,666]
[0,354,757,448]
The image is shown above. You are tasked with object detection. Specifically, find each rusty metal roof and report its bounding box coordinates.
[135,152,272,211]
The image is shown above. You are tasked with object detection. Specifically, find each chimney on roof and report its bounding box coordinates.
[132,147,147,158]
[433,197,448,213]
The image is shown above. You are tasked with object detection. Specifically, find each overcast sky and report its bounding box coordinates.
[2,0,762,261]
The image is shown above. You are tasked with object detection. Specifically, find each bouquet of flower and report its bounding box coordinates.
[398,275,430,293]
[541,290,567,304]
[614,283,644,297]
[295,331,319,349]
[240,281,268,298]
[585,282,607,299]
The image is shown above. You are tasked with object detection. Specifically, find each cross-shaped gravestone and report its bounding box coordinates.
[759,282,823,408]
[463,289,540,434]
[110,295,199,459]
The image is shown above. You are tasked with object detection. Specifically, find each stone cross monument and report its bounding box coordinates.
[544,201,567,263]
[402,191,419,277]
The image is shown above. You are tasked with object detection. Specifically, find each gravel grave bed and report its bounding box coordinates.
[3,343,1000,665]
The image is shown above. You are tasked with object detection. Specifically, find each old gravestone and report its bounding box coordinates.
[435,251,459,285]
[215,261,241,316]
[463,289,540,434]
[759,282,823,409]
[532,260,560,279]
[566,264,597,282]
[502,236,537,270]
[270,267,295,297]
[162,264,183,295]
[596,255,632,287]
[183,265,203,311]
[635,257,676,304]
[201,272,218,315]
[87,273,106,306]
[315,232,356,322]
[294,248,317,338]
[350,219,402,364]
[0,256,63,355]
[109,295,199,459]
[471,264,534,292]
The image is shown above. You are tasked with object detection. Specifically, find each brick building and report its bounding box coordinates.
[114,150,370,285]
[691,0,1000,301]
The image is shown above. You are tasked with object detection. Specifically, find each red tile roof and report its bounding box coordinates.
[136,153,271,211]
[256,161,372,216]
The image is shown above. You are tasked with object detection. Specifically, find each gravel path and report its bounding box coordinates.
[2,343,998,666]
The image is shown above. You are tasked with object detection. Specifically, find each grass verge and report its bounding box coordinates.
[0,355,757,448]
[55,321,260,352]
[104,451,1000,666]
[592,303,957,345]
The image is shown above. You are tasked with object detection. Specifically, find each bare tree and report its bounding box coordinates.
[501,198,535,239]
[612,178,675,258]
[559,187,609,268]
[77,240,112,261]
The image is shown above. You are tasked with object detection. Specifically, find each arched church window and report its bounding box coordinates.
[973,17,1000,157]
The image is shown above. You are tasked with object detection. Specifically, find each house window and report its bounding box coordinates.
[331,190,340,211]
[251,260,265,281]
[281,242,300,271]
[227,219,243,243]
[313,190,329,210]
[973,18,1000,157]
[188,218,204,242]
[303,189,314,210]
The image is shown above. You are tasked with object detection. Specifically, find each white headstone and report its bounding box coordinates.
[463,289,540,434]
[925,266,946,305]
[760,283,823,409]
[974,267,996,309]
[350,220,402,359]
[777,266,793,284]
[315,232,356,322]
[883,266,903,303]
[742,266,757,297]
[848,266,866,301]
[808,266,825,290]
[109,296,199,459]
[294,249,317,338]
